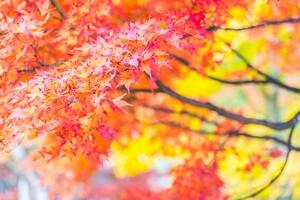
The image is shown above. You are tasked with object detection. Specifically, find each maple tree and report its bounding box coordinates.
[1,0,300,199]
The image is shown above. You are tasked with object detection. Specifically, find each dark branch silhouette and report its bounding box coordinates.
[17,60,64,73]
[169,48,300,94]
[142,104,218,125]
[167,52,190,66]
[228,130,300,152]
[152,120,300,151]
[232,49,300,93]
[207,17,300,32]
[50,0,66,19]
[156,80,300,130]
[235,125,296,200]
[207,75,268,85]
[129,88,160,93]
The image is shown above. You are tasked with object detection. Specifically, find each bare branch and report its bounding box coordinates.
[232,49,300,93]
[156,80,300,130]
[142,104,218,126]
[169,47,300,94]
[153,120,300,151]
[17,67,38,73]
[129,88,160,93]
[228,130,300,152]
[207,17,300,32]
[167,52,190,66]
[17,60,63,73]
[50,0,66,19]
[150,120,211,134]
[235,125,296,200]
[207,75,268,85]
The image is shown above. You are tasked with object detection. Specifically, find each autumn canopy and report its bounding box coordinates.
[1,0,300,199]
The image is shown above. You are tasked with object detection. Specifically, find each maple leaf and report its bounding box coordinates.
[1,0,300,199]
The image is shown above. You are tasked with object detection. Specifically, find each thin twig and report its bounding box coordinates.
[231,49,300,93]
[156,80,300,130]
[153,120,300,151]
[129,88,160,93]
[50,0,66,19]
[235,125,296,200]
[17,60,64,73]
[142,104,218,125]
[207,17,300,32]
[228,130,300,152]
[207,75,268,85]
[150,120,212,135]
[169,48,300,93]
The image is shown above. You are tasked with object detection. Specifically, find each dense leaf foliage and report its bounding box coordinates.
[1,0,300,199]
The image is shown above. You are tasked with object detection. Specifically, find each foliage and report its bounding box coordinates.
[1,0,300,199]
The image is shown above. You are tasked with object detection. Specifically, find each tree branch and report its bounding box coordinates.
[228,130,300,152]
[17,60,64,73]
[152,120,300,151]
[129,88,160,93]
[156,80,300,130]
[150,120,212,134]
[169,48,300,94]
[207,17,300,32]
[235,125,296,200]
[50,0,66,19]
[142,104,218,126]
[231,49,300,93]
[207,75,268,85]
